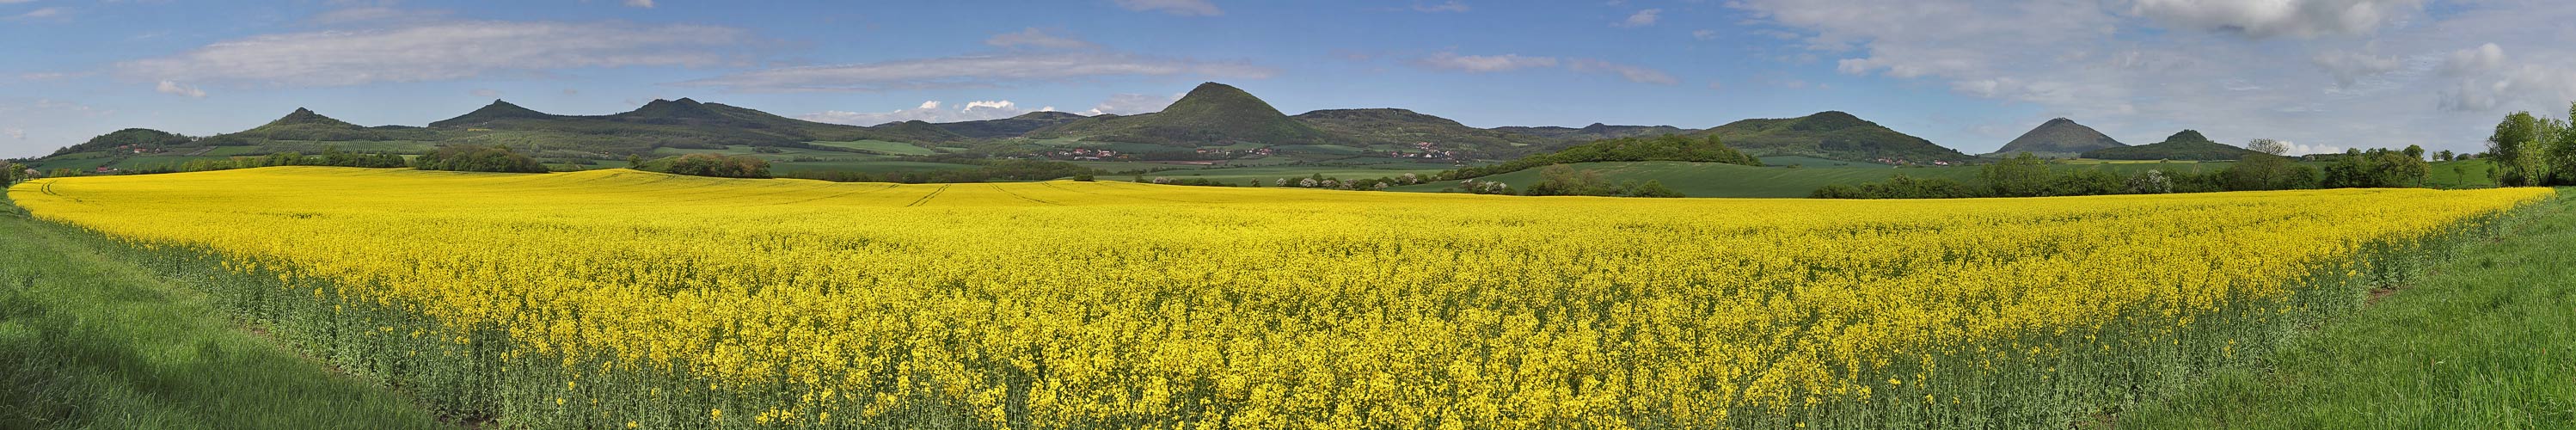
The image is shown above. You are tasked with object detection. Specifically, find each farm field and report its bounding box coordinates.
[1395,160,2496,198]
[4,167,2551,429]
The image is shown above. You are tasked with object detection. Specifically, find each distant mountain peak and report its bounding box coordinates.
[265,108,359,129]
[1028,81,1340,147]
[431,100,557,128]
[1989,117,2125,157]
[2166,129,2212,143]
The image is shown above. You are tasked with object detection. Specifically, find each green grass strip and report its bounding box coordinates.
[2117,188,2576,428]
[0,200,453,430]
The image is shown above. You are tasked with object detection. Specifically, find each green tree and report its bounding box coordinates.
[1622,180,1684,198]
[3,163,25,185]
[1978,152,2056,197]
[1524,164,1614,196]
[2486,111,2555,187]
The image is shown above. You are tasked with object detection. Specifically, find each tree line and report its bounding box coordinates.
[1437,134,1762,181]
[1815,150,2433,200]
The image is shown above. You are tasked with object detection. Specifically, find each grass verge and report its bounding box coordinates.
[0,198,452,430]
[2114,187,2576,428]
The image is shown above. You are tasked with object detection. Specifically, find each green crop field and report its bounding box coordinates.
[1132,163,1457,183]
[807,139,938,156]
[1757,156,1889,168]
[765,160,980,175]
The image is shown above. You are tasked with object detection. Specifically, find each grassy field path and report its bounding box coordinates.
[2115,188,2576,428]
[0,200,454,430]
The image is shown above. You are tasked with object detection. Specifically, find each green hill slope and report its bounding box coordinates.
[933,111,1089,138]
[1292,108,1562,153]
[1696,111,1973,164]
[1490,123,1696,141]
[2082,130,2259,161]
[1028,82,1342,147]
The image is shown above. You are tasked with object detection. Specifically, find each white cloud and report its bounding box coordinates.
[623,0,654,8]
[1692,29,1718,40]
[2272,139,2344,155]
[305,7,450,26]
[4,128,21,140]
[2312,48,2401,87]
[2442,43,2505,77]
[155,80,205,97]
[0,0,36,4]
[1412,52,1558,72]
[1082,93,1181,116]
[2129,0,2424,39]
[119,20,758,87]
[985,28,1097,50]
[1567,58,1679,85]
[796,99,1040,126]
[1414,1,1469,12]
[677,52,1274,92]
[8,7,64,20]
[1616,9,1660,28]
[1115,0,1221,16]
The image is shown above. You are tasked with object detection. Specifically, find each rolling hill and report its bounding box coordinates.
[1027,82,1341,147]
[2082,130,2259,161]
[1291,108,1563,153]
[1491,124,1696,141]
[1986,118,2125,158]
[930,111,1089,138]
[1695,111,1974,164]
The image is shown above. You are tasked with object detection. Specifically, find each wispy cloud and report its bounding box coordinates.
[1413,1,1469,13]
[7,7,65,21]
[2128,0,2425,39]
[1569,58,1677,85]
[1114,0,1220,16]
[155,80,205,97]
[985,28,1097,50]
[1412,52,1677,85]
[1616,9,1659,28]
[797,100,1050,126]
[118,19,760,87]
[1412,52,1558,72]
[676,52,1274,93]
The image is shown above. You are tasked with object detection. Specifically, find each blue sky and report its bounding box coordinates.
[3,0,2573,159]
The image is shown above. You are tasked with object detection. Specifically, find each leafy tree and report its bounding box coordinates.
[1524,164,1615,196]
[2403,144,2426,161]
[2248,138,2291,156]
[2436,150,2456,162]
[2486,111,2555,187]
[1812,174,1981,199]
[1438,134,1760,181]
[413,144,549,173]
[2322,148,2431,188]
[2049,169,2127,196]
[1978,152,2056,197]
[660,153,771,178]
[3,163,25,185]
[2219,154,2319,191]
[1622,180,1684,198]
